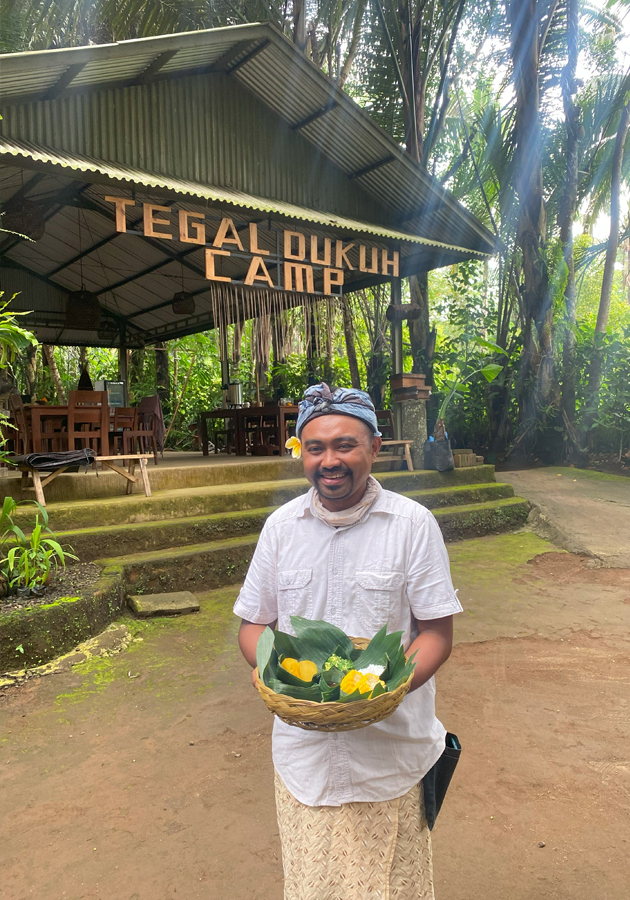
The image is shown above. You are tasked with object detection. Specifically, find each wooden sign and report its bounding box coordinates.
[105,197,399,296]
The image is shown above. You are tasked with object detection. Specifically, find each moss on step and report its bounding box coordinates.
[102,535,259,597]
[57,481,515,560]
[53,586,241,712]
[0,563,124,671]
[405,481,514,508]
[433,497,530,541]
[12,465,499,532]
[57,507,275,561]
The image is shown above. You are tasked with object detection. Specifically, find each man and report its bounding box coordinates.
[235,383,462,900]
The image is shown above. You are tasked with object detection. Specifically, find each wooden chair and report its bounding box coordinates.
[8,394,31,454]
[111,407,138,455]
[211,415,236,455]
[123,410,159,465]
[244,413,280,456]
[67,390,110,456]
[375,409,414,471]
[39,416,67,452]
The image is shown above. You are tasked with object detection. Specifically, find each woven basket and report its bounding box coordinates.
[255,637,413,732]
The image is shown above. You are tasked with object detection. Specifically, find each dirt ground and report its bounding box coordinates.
[1,531,629,900]
[500,467,630,567]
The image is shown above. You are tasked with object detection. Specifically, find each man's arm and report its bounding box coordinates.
[238,618,277,668]
[406,615,453,692]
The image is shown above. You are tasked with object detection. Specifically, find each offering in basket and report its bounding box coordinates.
[255,616,416,732]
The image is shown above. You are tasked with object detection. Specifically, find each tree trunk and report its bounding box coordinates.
[508,0,556,439]
[154,341,170,409]
[79,346,88,375]
[582,100,630,443]
[293,0,306,50]
[560,0,579,430]
[408,272,435,385]
[341,298,361,388]
[42,345,66,403]
[24,343,37,398]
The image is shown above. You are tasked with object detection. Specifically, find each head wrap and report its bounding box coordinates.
[296,383,381,439]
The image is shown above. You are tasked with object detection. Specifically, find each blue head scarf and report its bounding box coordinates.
[296,383,381,439]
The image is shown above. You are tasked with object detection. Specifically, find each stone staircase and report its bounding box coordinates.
[27,461,529,595]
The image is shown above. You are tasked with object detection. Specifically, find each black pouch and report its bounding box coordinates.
[422,439,454,472]
[422,732,461,830]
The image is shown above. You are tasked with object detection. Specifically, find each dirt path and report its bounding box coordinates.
[500,466,630,567]
[1,534,629,900]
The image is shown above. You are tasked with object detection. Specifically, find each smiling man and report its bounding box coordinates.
[235,383,462,900]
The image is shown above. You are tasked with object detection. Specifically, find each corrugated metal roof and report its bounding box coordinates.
[1,137,489,257]
[0,23,497,257]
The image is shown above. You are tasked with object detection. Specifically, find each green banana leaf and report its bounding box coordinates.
[273,629,301,661]
[320,666,345,687]
[339,687,373,703]
[290,617,354,666]
[352,625,404,670]
[256,627,275,683]
[320,681,341,702]
[370,681,387,699]
[267,678,322,701]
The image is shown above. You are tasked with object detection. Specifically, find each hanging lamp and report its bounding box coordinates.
[65,205,102,329]
[171,263,196,316]
[2,198,45,241]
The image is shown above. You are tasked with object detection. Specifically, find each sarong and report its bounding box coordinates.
[275,771,434,900]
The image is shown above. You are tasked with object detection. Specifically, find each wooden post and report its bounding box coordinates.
[390,278,403,440]
[118,322,128,405]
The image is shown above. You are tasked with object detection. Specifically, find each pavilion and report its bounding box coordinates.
[0,21,497,393]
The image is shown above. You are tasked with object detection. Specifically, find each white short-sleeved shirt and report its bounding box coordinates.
[234,487,462,807]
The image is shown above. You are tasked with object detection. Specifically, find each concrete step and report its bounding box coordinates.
[18,465,501,531]
[58,482,517,560]
[98,497,530,595]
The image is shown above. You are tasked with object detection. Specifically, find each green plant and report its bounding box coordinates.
[0,497,77,591]
[433,335,506,438]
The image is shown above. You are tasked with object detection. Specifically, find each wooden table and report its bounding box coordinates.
[200,406,299,457]
[26,404,111,455]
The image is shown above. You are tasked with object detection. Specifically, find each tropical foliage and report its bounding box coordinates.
[3,0,630,463]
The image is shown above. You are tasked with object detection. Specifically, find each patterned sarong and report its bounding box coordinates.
[275,771,434,900]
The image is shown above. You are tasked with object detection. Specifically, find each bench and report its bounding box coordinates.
[18,454,152,506]
[377,439,414,472]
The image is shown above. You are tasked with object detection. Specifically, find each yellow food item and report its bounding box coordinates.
[298,660,318,682]
[340,670,363,694]
[281,657,318,682]
[356,673,386,694]
[281,657,301,678]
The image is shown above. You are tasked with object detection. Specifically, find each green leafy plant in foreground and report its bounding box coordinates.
[0,497,77,591]
[256,617,417,704]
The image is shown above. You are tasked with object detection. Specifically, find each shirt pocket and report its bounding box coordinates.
[355,571,405,635]
[277,568,313,633]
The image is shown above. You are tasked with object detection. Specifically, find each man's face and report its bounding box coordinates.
[300,414,382,511]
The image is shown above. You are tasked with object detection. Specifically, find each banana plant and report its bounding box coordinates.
[434,335,506,439]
